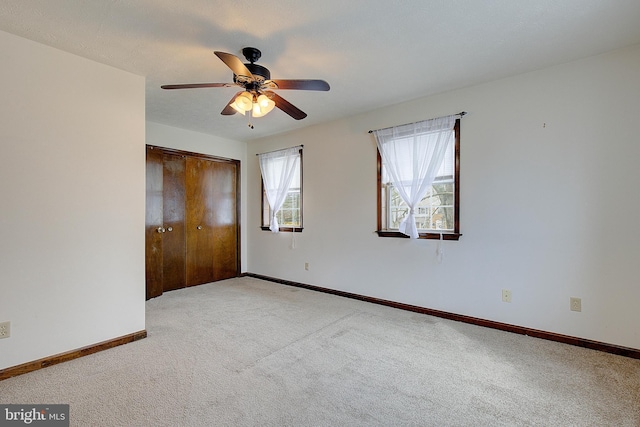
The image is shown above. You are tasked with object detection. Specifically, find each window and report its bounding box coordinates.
[260,147,303,232]
[376,118,460,240]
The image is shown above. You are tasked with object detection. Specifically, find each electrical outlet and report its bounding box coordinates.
[0,321,10,339]
[570,297,582,312]
[304,262,309,271]
[502,289,512,303]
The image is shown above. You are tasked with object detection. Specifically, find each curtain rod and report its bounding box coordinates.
[368,111,467,134]
[256,145,304,156]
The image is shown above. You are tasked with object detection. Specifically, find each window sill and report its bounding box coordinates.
[260,226,303,233]
[376,230,461,240]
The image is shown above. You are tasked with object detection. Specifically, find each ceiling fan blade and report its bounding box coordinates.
[270,79,330,91]
[214,51,254,79]
[161,83,234,90]
[268,92,307,120]
[220,91,243,115]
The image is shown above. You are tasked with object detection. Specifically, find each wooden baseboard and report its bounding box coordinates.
[245,273,640,360]
[0,330,147,381]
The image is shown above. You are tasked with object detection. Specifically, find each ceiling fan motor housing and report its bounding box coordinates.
[246,63,270,81]
[238,47,270,82]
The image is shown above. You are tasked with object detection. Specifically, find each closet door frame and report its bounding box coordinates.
[145,145,241,298]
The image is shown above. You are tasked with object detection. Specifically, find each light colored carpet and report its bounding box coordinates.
[1,276,639,426]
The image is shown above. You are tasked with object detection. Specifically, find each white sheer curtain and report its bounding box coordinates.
[373,115,456,239]
[258,146,301,233]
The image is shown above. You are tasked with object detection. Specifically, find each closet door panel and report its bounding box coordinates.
[185,157,216,286]
[211,161,239,281]
[162,153,187,291]
[146,145,240,298]
[145,147,164,299]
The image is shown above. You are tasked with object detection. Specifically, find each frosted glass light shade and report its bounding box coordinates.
[252,94,276,117]
[257,94,271,108]
[235,92,253,111]
[230,102,246,115]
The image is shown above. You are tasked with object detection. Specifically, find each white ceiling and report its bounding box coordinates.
[1,1,640,142]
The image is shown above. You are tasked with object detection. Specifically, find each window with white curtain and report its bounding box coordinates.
[259,147,303,232]
[375,117,461,240]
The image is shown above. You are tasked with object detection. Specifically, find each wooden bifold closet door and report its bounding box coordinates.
[145,145,240,300]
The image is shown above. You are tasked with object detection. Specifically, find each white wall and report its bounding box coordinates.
[145,122,248,272]
[247,45,640,350]
[0,31,146,370]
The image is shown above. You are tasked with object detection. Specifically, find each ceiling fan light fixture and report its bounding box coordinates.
[257,94,271,108]
[229,102,246,115]
[252,102,264,117]
[233,91,253,112]
[252,95,276,117]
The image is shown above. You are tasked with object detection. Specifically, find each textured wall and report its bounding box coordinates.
[246,45,640,350]
[0,30,146,370]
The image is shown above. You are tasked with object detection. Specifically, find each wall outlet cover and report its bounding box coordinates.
[0,321,10,339]
[570,297,582,312]
[502,289,512,303]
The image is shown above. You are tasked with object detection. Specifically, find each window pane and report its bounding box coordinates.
[273,190,301,227]
[387,183,454,231]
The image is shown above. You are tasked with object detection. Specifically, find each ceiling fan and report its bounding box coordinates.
[161,47,330,121]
